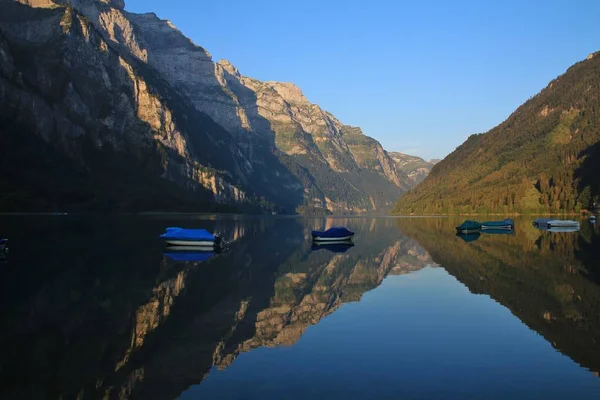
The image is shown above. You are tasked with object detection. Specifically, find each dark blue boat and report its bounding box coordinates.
[312,227,355,241]
[160,227,221,248]
[0,239,7,252]
[312,242,355,253]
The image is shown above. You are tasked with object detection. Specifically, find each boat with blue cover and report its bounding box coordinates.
[481,218,514,230]
[0,239,7,252]
[312,227,355,242]
[160,227,222,248]
[312,241,355,253]
[456,220,481,233]
[533,219,579,229]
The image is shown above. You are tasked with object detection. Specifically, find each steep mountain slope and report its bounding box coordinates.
[0,0,301,212]
[2,0,412,213]
[389,152,437,184]
[394,52,600,215]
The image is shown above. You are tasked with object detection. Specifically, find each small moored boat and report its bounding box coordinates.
[312,227,355,242]
[481,218,514,230]
[0,239,7,252]
[456,220,481,233]
[160,227,223,248]
[546,220,580,228]
[533,218,579,229]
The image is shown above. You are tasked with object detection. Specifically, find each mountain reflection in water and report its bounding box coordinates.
[0,216,599,399]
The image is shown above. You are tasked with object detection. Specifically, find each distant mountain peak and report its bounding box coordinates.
[265,81,307,104]
[217,59,241,77]
[388,152,436,185]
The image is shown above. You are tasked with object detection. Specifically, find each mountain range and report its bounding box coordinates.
[394,52,600,214]
[0,0,422,214]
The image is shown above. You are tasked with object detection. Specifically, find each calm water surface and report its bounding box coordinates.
[0,215,599,399]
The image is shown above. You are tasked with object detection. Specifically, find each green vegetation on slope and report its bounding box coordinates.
[394,52,600,214]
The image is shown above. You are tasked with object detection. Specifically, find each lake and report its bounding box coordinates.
[0,215,599,399]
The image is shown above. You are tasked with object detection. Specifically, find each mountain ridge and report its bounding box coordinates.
[1,0,415,213]
[394,51,600,215]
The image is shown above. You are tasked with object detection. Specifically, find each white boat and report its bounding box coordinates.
[546,220,580,228]
[533,218,580,228]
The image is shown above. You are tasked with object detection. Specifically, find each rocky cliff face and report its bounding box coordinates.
[2,0,412,213]
[389,152,437,185]
[1,0,304,212]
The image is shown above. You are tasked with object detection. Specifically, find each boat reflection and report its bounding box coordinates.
[163,246,217,262]
[456,232,481,242]
[311,241,355,253]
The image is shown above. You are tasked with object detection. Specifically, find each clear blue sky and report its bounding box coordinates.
[125,0,600,160]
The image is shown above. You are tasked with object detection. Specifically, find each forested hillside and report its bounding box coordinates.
[394,52,600,214]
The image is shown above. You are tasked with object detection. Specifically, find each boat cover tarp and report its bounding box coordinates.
[0,239,7,245]
[312,243,355,253]
[456,220,481,231]
[163,251,215,262]
[311,227,355,238]
[533,218,551,226]
[160,227,215,241]
[481,218,514,228]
